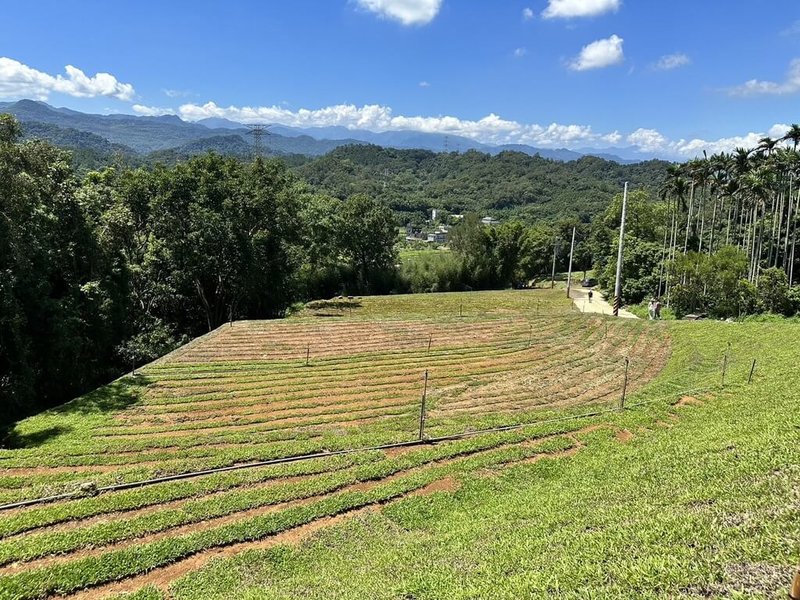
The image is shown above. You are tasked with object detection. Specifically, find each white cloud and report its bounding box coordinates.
[355,0,442,25]
[522,7,534,20]
[176,101,618,149]
[418,80,431,87]
[132,104,176,117]
[163,88,192,98]
[0,57,135,101]
[728,59,800,96]
[626,128,667,152]
[653,53,690,71]
[569,35,624,71]
[173,100,673,153]
[768,123,790,139]
[122,99,787,159]
[542,0,619,19]
[646,125,794,158]
[513,47,528,58]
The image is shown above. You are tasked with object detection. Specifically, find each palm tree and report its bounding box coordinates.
[660,166,689,302]
[757,136,778,157]
[782,123,800,151]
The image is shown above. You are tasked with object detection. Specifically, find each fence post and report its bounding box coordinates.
[305,345,310,367]
[620,357,629,409]
[721,343,730,387]
[418,370,429,440]
[528,324,533,348]
[427,334,432,354]
[747,359,756,384]
[459,302,463,318]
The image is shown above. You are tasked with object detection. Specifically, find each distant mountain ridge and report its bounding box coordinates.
[0,100,650,164]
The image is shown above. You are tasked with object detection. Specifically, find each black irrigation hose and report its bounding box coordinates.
[0,381,721,513]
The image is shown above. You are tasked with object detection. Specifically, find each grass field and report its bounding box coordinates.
[0,290,796,599]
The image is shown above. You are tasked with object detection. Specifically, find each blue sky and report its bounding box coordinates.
[1,0,800,158]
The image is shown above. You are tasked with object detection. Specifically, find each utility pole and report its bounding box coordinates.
[613,182,629,317]
[566,226,576,298]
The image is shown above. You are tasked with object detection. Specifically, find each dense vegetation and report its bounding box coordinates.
[590,136,800,318]
[0,115,397,426]
[295,144,669,222]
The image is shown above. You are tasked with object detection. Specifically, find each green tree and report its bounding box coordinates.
[336,194,398,293]
[757,267,790,314]
[1,116,124,424]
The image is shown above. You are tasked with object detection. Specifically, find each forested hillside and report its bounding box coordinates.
[294,145,670,222]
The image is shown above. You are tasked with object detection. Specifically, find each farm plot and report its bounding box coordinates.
[0,290,673,600]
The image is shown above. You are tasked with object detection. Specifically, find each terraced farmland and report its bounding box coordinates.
[0,290,677,600]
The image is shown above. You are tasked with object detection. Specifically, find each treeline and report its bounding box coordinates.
[590,130,800,317]
[294,144,670,223]
[0,115,397,425]
[399,215,590,293]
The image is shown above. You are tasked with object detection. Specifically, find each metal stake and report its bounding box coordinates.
[418,370,429,440]
[748,358,756,384]
[721,343,730,387]
[620,357,629,409]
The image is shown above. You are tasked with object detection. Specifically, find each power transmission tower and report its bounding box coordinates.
[246,124,271,159]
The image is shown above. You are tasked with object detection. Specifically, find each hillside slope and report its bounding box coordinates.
[169,321,800,600]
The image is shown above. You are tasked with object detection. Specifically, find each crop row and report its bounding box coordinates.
[0,432,575,569]
[0,433,577,600]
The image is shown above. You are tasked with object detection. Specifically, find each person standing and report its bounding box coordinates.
[648,298,656,320]
[655,298,662,320]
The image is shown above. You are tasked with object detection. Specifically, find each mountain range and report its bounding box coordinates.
[0,100,654,164]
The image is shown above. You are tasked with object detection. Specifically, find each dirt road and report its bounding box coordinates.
[570,288,638,319]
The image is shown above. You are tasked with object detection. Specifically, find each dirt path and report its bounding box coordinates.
[570,288,638,319]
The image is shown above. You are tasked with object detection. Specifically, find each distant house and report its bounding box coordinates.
[426,227,449,244]
[481,216,500,226]
[405,223,424,240]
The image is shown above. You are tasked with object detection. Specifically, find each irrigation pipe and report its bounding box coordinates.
[0,379,724,512]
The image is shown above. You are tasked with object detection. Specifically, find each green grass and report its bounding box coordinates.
[296,289,565,320]
[161,321,800,600]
